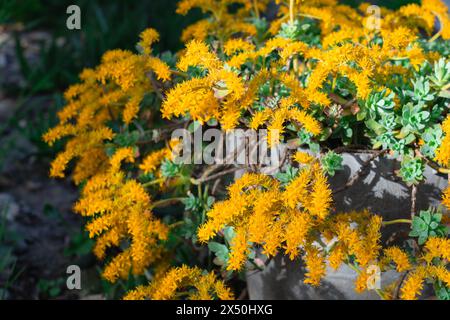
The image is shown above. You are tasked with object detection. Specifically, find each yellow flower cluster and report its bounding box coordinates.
[73,147,169,282]
[176,0,269,42]
[123,265,234,300]
[43,29,170,184]
[383,247,412,273]
[159,1,448,144]
[161,40,249,129]
[435,115,450,167]
[197,158,332,283]
[274,0,449,40]
[400,260,450,300]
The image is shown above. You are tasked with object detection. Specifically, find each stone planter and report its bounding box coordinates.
[246,152,448,300]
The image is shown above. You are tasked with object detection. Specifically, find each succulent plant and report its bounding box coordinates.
[420,125,443,158]
[399,102,430,132]
[399,156,424,185]
[409,209,448,245]
[320,151,343,176]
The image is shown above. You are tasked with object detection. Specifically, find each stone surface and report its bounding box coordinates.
[0,193,19,222]
[247,152,447,300]
[247,255,400,300]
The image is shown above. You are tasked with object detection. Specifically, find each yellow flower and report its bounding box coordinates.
[400,267,426,300]
[303,246,326,286]
[147,57,171,82]
[283,166,312,209]
[124,265,234,300]
[284,211,312,259]
[293,151,315,165]
[249,109,273,130]
[227,225,250,271]
[436,116,450,167]
[383,247,412,272]
[423,237,450,262]
[224,39,256,56]
[139,149,170,174]
[442,187,450,210]
[177,40,221,72]
[181,19,211,42]
[354,269,369,293]
[74,148,168,283]
[328,243,346,270]
[138,28,159,55]
[306,168,332,219]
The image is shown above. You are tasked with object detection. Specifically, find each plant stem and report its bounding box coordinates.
[191,167,239,185]
[141,178,166,187]
[429,12,443,42]
[169,221,185,229]
[148,71,164,100]
[289,0,299,73]
[411,184,417,219]
[151,197,185,209]
[253,0,260,19]
[170,69,188,78]
[382,219,412,226]
[289,0,295,24]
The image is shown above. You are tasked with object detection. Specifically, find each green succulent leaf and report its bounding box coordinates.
[320,151,343,176]
[275,164,299,185]
[409,209,448,245]
[161,159,181,178]
[208,241,229,266]
[399,156,424,185]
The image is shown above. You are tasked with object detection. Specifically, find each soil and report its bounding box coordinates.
[0,27,98,299]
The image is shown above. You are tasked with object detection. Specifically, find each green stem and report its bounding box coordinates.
[151,197,185,209]
[169,221,185,229]
[428,12,443,43]
[289,0,295,24]
[382,219,412,226]
[170,69,188,78]
[253,0,260,19]
[141,178,166,187]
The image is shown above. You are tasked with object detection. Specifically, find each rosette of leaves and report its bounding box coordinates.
[399,102,430,133]
[407,77,435,102]
[374,132,406,156]
[360,89,396,121]
[320,151,343,176]
[420,125,443,158]
[297,129,320,153]
[399,156,424,185]
[275,164,298,186]
[409,209,448,245]
[161,159,182,178]
[380,113,397,131]
[429,58,450,89]
[278,20,320,45]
